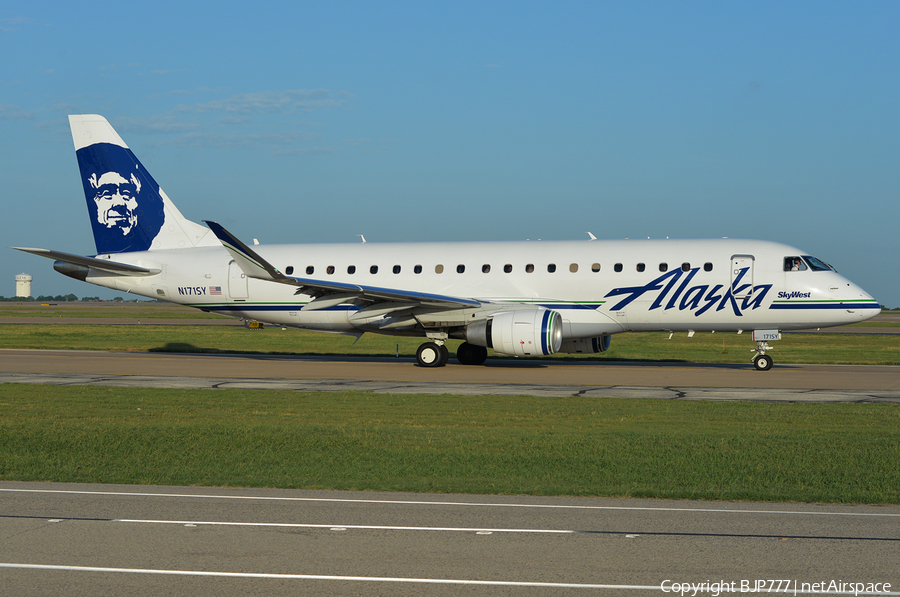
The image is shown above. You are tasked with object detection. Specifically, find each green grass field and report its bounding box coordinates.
[0,302,223,319]
[0,321,898,365]
[1,384,897,503]
[1,304,897,503]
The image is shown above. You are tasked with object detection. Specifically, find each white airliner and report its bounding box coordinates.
[14,115,881,369]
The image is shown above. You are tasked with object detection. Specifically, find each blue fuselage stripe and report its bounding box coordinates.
[204,304,357,312]
[201,303,601,313]
[769,303,880,310]
[202,301,879,314]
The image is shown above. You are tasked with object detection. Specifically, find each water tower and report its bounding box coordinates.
[15,273,32,297]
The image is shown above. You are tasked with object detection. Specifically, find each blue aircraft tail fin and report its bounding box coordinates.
[69,114,217,254]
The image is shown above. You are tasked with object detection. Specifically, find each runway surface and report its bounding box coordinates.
[2,482,898,596]
[1,348,899,402]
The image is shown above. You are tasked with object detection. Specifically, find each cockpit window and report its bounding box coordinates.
[802,255,835,272]
[784,257,807,271]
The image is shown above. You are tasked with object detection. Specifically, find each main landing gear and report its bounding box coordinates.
[456,342,488,366]
[415,341,449,367]
[752,340,774,371]
[415,340,489,367]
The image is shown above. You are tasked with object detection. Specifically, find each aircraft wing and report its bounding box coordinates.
[11,247,161,276]
[203,221,483,310]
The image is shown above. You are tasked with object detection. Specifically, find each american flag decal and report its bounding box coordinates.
[210,286,222,295]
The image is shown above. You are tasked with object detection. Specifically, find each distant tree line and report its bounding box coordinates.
[0,295,133,302]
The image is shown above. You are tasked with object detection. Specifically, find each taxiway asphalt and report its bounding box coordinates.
[1,348,898,402]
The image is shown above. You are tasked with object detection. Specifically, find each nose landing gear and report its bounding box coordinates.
[752,350,773,371]
[751,340,774,371]
[750,330,781,371]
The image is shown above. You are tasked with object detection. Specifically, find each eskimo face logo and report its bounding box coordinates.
[76,143,165,254]
[88,171,141,236]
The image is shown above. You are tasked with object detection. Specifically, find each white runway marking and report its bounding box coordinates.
[2,488,898,517]
[3,563,899,595]
[115,518,576,533]
[0,563,655,590]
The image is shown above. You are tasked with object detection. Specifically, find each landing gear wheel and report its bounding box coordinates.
[456,342,488,365]
[416,342,446,367]
[438,344,450,367]
[753,353,773,371]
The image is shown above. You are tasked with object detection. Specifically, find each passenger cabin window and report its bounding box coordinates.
[414,265,423,274]
[482,264,490,273]
[435,264,444,274]
[614,263,623,272]
[681,263,690,272]
[704,262,713,272]
[526,264,534,273]
[393,265,401,274]
[457,264,465,273]
[659,263,668,272]
[636,263,645,272]
[347,265,356,274]
[306,266,314,275]
[784,257,808,272]
[504,264,513,273]
[547,264,556,273]
[327,265,335,275]
[285,266,294,275]
[591,263,600,272]
[370,265,378,274]
[569,263,578,273]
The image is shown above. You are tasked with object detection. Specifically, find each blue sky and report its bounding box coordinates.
[2,1,898,306]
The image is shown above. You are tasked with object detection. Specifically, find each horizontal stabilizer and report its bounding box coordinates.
[11,247,160,276]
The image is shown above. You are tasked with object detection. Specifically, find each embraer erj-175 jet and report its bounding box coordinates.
[14,115,881,369]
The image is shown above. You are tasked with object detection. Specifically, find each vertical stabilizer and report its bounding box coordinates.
[69,114,217,254]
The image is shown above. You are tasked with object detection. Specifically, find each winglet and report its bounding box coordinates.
[203,221,285,282]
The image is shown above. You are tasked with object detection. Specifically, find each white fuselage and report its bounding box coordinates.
[80,237,880,339]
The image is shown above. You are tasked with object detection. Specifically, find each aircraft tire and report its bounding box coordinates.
[753,354,773,371]
[456,342,488,365]
[438,344,450,367]
[416,342,445,367]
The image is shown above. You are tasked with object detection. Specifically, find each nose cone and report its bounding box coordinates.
[839,281,881,322]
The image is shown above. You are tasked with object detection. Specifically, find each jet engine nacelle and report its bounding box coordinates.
[557,335,611,354]
[465,308,563,357]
